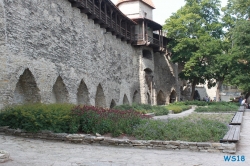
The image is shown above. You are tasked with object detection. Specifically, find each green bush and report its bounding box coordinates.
[0,104,76,133]
[71,105,149,137]
[114,103,169,116]
[0,104,149,136]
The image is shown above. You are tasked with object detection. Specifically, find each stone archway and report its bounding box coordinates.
[123,94,129,104]
[157,90,166,105]
[132,90,140,104]
[51,76,69,103]
[95,84,106,108]
[77,80,90,105]
[170,90,177,103]
[13,68,41,104]
[110,99,116,109]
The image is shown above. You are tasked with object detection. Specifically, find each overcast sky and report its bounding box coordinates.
[111,0,228,25]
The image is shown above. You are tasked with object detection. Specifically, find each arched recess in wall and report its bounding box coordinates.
[169,90,177,103]
[144,68,153,92]
[147,93,151,105]
[51,76,69,103]
[157,90,166,105]
[77,80,90,105]
[13,68,41,104]
[143,50,152,60]
[123,94,129,105]
[95,84,106,108]
[132,90,140,103]
[110,99,116,109]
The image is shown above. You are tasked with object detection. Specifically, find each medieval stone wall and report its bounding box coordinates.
[0,0,141,108]
[154,53,179,104]
[0,0,179,109]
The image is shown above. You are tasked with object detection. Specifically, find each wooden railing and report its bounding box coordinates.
[148,36,160,46]
[69,0,165,50]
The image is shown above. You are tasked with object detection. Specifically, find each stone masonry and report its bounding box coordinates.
[0,0,179,108]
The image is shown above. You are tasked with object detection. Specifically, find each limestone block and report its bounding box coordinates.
[169,141,180,146]
[223,150,236,154]
[197,142,212,147]
[0,150,10,163]
[150,140,163,145]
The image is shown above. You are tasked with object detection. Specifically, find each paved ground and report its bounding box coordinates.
[0,108,249,166]
[153,106,195,120]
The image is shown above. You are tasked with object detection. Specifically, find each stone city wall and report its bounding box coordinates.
[0,0,179,109]
[0,0,141,108]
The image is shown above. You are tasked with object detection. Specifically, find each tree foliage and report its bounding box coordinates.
[226,20,250,92]
[229,0,250,19]
[221,0,250,93]
[163,0,223,100]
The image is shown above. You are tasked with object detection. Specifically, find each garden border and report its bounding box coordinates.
[0,126,236,154]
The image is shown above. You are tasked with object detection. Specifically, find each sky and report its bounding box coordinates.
[111,0,228,25]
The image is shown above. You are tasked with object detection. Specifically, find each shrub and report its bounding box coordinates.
[71,105,150,137]
[114,103,169,116]
[0,104,150,136]
[0,104,76,133]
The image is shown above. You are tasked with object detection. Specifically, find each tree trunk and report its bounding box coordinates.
[216,80,223,102]
[190,79,197,100]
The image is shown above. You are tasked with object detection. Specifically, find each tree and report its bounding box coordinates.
[164,0,223,100]
[219,0,250,94]
[230,0,250,19]
[226,20,250,92]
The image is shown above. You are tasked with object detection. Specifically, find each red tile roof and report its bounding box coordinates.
[116,0,155,9]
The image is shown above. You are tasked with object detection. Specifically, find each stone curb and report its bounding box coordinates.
[0,126,236,154]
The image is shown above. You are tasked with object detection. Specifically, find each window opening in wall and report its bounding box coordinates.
[142,50,152,60]
[13,68,41,104]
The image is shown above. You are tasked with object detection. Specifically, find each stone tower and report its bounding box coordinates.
[116,0,179,105]
[116,0,155,19]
